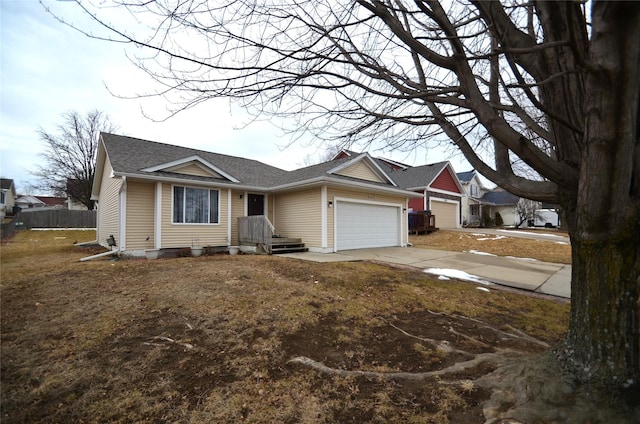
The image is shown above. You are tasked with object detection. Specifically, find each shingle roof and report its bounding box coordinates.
[99,134,463,200]
[101,133,288,187]
[387,161,449,189]
[456,170,476,183]
[100,133,414,194]
[1,178,14,190]
[482,190,520,205]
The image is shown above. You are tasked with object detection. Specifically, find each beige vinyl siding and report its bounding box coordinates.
[327,186,407,248]
[171,162,221,178]
[335,161,384,183]
[160,184,229,248]
[273,188,322,248]
[96,157,122,248]
[125,181,156,249]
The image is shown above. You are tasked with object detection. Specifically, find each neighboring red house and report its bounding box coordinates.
[333,150,463,228]
[389,161,463,228]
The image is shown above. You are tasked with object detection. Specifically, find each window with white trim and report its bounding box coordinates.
[172,186,219,224]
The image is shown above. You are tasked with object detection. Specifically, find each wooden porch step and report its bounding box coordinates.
[271,236,307,254]
[271,237,302,244]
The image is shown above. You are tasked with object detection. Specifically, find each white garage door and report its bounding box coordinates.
[430,199,458,228]
[336,201,400,250]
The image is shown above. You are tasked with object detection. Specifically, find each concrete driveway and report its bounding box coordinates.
[279,247,571,299]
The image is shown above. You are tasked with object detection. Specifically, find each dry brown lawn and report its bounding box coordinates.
[1,230,573,423]
[410,229,571,264]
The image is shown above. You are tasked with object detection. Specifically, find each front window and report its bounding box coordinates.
[173,186,219,224]
[470,204,480,216]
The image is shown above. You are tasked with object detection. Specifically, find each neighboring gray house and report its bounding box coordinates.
[481,188,522,226]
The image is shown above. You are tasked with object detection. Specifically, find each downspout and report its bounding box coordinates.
[321,185,327,251]
[118,176,127,253]
[79,249,117,262]
[227,189,232,246]
[405,198,409,246]
[154,182,162,249]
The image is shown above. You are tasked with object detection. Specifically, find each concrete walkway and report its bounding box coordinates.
[279,247,571,299]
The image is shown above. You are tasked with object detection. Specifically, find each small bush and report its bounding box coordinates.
[494,212,504,226]
[482,210,493,227]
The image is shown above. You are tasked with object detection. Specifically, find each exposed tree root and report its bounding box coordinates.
[143,335,194,350]
[288,352,507,381]
[425,309,549,347]
[289,312,623,423]
[376,316,458,354]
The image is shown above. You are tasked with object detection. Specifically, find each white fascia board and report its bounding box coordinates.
[91,138,108,200]
[327,153,397,186]
[141,155,240,183]
[428,187,463,197]
[115,172,262,191]
[330,149,353,160]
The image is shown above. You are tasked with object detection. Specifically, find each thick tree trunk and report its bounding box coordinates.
[554,1,640,390]
[557,234,640,388]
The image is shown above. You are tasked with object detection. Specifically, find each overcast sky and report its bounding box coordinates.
[1,1,473,195]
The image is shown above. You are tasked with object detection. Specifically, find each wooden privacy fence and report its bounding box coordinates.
[17,209,96,229]
[238,215,274,253]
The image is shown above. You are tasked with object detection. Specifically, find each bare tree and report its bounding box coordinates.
[33,109,117,209]
[51,0,639,397]
[514,198,538,228]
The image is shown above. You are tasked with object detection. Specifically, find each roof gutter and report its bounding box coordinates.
[270,176,422,197]
[114,173,422,197]
[115,172,268,192]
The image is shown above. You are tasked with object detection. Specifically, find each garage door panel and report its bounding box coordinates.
[430,200,457,228]
[336,201,400,250]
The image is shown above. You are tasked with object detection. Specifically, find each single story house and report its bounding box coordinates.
[481,188,522,226]
[92,133,421,256]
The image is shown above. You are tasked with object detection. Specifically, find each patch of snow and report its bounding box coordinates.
[555,241,569,245]
[505,256,538,262]
[497,229,564,239]
[466,250,497,256]
[438,275,450,281]
[471,233,487,236]
[476,235,507,241]
[476,287,491,292]
[424,268,492,285]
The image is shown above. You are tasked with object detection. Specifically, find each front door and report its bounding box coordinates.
[247,193,265,216]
